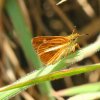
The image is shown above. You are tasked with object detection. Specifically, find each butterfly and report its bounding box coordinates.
[32,33,80,65]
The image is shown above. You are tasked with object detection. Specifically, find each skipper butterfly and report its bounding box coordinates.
[32,33,80,65]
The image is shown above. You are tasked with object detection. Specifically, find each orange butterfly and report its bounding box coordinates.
[32,33,80,65]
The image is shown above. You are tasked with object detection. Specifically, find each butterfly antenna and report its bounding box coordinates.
[79,33,89,37]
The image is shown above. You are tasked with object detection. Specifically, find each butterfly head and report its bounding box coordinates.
[67,33,80,42]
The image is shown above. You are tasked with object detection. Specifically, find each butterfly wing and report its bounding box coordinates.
[32,36,69,65]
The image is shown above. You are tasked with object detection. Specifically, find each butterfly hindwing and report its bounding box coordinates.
[40,47,66,65]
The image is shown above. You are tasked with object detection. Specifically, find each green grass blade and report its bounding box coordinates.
[0,63,100,99]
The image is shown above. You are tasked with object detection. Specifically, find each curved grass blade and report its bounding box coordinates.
[0,63,100,92]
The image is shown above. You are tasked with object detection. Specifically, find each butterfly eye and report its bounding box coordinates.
[72,38,76,41]
[70,38,76,41]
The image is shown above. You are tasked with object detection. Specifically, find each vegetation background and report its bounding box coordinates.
[0,0,100,100]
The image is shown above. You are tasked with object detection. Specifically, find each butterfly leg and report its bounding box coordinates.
[76,43,80,49]
[72,43,80,52]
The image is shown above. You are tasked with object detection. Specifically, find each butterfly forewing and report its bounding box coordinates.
[32,36,70,65]
[32,36,69,53]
